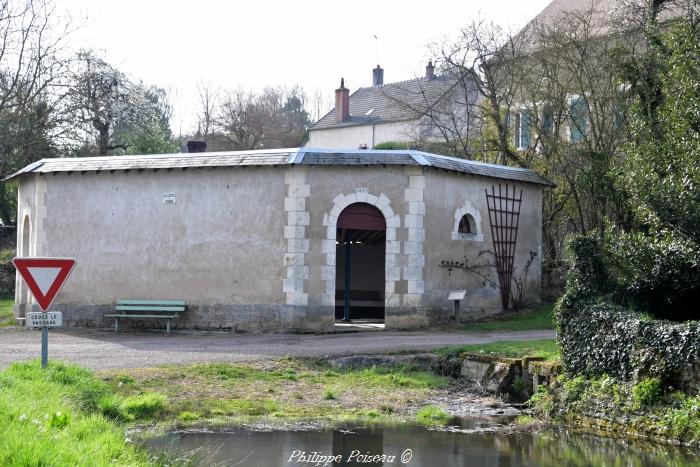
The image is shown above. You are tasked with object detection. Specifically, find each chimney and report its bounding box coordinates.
[426,60,435,80]
[334,78,350,123]
[187,140,207,153]
[372,65,384,86]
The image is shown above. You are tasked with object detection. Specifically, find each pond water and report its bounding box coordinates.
[145,420,699,467]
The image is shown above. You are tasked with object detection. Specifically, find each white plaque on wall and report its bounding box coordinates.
[163,192,176,204]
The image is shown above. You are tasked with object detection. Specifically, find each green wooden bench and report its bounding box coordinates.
[105,300,186,334]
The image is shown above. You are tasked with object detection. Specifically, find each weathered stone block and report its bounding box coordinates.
[283,253,305,266]
[404,214,423,229]
[386,240,401,254]
[284,225,306,239]
[386,266,401,281]
[404,188,423,202]
[287,211,310,226]
[409,201,425,215]
[386,215,400,228]
[407,280,425,294]
[287,238,309,253]
[284,197,305,212]
[404,241,422,255]
[289,184,310,198]
[286,266,309,279]
[407,228,425,241]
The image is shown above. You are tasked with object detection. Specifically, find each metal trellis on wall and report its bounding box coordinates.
[485,184,523,310]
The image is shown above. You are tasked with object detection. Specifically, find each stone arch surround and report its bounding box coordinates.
[320,191,401,309]
[452,200,484,242]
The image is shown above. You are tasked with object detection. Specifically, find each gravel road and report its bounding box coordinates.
[0,327,555,371]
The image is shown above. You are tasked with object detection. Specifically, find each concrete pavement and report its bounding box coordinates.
[0,327,556,371]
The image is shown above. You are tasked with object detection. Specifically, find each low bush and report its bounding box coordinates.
[415,405,452,426]
[632,377,662,407]
[121,393,167,419]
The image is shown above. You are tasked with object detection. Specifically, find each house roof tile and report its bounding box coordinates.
[310,76,460,131]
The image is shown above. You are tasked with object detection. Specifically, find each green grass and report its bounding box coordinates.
[437,338,560,361]
[0,297,14,326]
[0,360,177,466]
[101,358,453,428]
[461,305,554,331]
[415,405,453,426]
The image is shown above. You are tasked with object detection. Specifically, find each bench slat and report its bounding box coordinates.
[106,314,179,319]
[117,300,185,306]
[115,305,185,312]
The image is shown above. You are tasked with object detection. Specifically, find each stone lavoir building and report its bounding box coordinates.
[7,148,552,332]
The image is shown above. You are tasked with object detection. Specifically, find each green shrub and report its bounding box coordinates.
[323,388,337,400]
[663,395,700,442]
[116,374,136,385]
[177,411,200,421]
[416,405,452,426]
[556,236,700,387]
[97,394,129,421]
[562,376,588,404]
[372,141,410,150]
[632,377,662,407]
[511,375,525,394]
[121,393,167,419]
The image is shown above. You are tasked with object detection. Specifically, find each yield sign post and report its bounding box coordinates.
[13,257,76,369]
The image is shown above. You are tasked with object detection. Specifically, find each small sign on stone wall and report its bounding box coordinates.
[163,192,176,204]
[355,187,368,195]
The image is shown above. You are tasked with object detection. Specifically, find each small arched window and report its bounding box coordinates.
[458,214,475,234]
[452,202,484,242]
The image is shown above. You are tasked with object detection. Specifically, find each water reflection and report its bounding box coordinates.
[146,423,699,467]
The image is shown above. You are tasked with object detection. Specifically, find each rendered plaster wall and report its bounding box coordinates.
[422,171,543,320]
[13,174,42,318]
[306,121,415,149]
[16,163,543,332]
[40,167,287,306]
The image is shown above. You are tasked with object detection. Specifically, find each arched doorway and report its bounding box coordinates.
[335,203,386,323]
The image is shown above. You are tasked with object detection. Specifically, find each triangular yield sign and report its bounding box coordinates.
[13,257,76,311]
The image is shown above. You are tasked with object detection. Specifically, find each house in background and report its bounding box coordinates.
[504,0,686,154]
[307,62,479,150]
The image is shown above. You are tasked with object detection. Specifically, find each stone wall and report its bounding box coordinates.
[44,303,335,333]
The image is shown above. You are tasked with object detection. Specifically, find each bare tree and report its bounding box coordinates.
[67,50,175,156]
[195,80,217,137]
[216,85,311,150]
[435,19,529,166]
[309,86,331,125]
[0,0,74,223]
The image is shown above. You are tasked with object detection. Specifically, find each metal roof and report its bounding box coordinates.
[4,148,554,186]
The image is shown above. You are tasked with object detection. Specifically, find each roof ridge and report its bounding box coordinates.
[5,148,554,186]
[355,74,455,91]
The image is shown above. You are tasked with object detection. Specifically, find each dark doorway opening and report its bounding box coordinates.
[335,203,386,322]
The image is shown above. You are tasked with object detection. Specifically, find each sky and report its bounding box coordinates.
[58,0,552,135]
